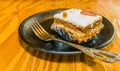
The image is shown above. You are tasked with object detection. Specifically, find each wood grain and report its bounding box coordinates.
[0,0,120,71]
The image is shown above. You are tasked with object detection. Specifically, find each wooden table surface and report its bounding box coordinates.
[1,0,120,71]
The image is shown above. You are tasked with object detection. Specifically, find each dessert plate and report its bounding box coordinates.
[18,9,115,54]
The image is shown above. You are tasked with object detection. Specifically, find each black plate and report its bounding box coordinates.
[18,9,115,54]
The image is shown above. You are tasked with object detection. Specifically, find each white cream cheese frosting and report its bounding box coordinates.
[54,9,102,27]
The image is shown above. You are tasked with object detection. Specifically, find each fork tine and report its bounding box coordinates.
[31,22,42,38]
[35,21,49,35]
[31,20,53,40]
[32,21,45,36]
[33,21,44,34]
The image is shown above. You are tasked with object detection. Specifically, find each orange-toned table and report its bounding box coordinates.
[1,0,120,71]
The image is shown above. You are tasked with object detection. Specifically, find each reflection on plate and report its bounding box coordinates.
[18,9,115,54]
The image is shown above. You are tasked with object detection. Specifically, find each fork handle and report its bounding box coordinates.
[53,38,120,62]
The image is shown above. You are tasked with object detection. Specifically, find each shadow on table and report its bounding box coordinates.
[19,38,99,67]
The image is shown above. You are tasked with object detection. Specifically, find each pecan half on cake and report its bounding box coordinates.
[51,9,104,43]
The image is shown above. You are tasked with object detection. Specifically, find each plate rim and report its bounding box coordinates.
[18,9,115,54]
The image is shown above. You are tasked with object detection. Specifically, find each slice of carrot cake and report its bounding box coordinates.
[51,9,104,43]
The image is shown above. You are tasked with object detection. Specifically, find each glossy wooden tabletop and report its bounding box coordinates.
[1,0,120,71]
